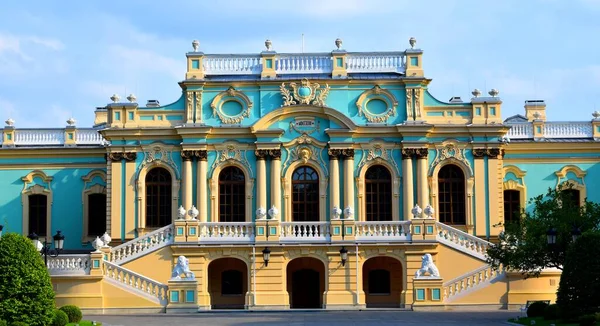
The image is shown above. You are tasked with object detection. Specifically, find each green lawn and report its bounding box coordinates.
[509,317,579,326]
[67,321,102,326]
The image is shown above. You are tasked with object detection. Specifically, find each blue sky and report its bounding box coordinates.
[1,0,599,128]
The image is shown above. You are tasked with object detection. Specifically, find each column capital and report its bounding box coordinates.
[106,152,123,162]
[195,150,208,161]
[340,148,354,160]
[487,148,503,159]
[268,149,281,160]
[414,148,428,159]
[401,148,416,159]
[472,148,487,159]
[181,150,195,161]
[255,149,269,160]
[328,148,341,160]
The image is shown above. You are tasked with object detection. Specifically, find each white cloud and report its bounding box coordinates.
[107,45,183,80]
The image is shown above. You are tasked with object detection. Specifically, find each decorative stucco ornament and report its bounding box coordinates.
[171,256,195,280]
[488,89,499,97]
[126,93,137,103]
[335,38,343,50]
[280,78,330,107]
[344,206,354,220]
[533,111,542,120]
[66,117,76,126]
[268,205,279,219]
[415,253,441,278]
[100,232,112,247]
[192,40,199,52]
[471,89,481,98]
[299,147,311,163]
[424,205,435,219]
[411,204,423,218]
[593,111,600,120]
[332,206,342,220]
[188,205,199,220]
[265,39,272,51]
[409,37,417,49]
[110,94,120,103]
[4,118,14,127]
[177,205,186,220]
[256,207,267,220]
[92,236,104,252]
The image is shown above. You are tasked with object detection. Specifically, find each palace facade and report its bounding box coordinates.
[1,37,598,312]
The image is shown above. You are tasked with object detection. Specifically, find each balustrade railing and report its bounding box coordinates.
[355,221,412,241]
[506,121,595,139]
[346,52,406,73]
[14,129,65,145]
[436,222,490,261]
[203,55,262,75]
[110,224,174,265]
[505,123,533,139]
[280,222,330,242]
[103,261,167,305]
[47,254,91,275]
[443,265,503,301]
[76,129,104,144]
[276,54,332,74]
[199,222,254,243]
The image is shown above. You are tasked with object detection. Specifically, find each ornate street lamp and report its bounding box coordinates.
[28,230,65,267]
[339,247,348,267]
[571,226,582,243]
[262,247,271,267]
[546,227,557,245]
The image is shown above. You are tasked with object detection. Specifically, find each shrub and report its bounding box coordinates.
[557,232,600,319]
[527,301,549,318]
[0,321,6,326]
[0,233,55,326]
[58,305,82,323]
[51,310,68,326]
[10,322,29,326]
[544,303,561,320]
[579,314,596,326]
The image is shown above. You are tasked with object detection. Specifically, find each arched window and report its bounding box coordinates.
[365,165,392,221]
[292,166,319,222]
[438,165,466,225]
[219,166,246,222]
[503,190,521,225]
[29,194,47,237]
[145,167,172,228]
[88,193,107,237]
[221,270,243,295]
[368,269,391,295]
[562,189,581,208]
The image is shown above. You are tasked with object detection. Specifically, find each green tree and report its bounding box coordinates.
[0,233,55,326]
[486,184,600,277]
[556,231,600,319]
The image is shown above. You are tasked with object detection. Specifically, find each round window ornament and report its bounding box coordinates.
[211,87,253,124]
[355,85,399,123]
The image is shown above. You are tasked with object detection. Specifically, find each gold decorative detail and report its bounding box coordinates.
[280,78,331,107]
[282,134,329,176]
[299,147,311,163]
[137,143,180,181]
[211,142,253,178]
[355,85,399,123]
[186,91,194,122]
[406,89,413,119]
[414,88,421,118]
[194,92,202,122]
[210,87,253,124]
[356,142,400,177]
[289,117,320,135]
[428,142,473,177]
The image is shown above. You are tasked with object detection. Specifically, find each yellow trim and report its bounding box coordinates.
[136,162,181,230]
[503,165,526,179]
[251,105,357,132]
[555,165,587,206]
[356,162,400,222]
[81,170,107,243]
[21,170,54,237]
[209,162,254,223]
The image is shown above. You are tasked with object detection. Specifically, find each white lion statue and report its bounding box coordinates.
[414,253,440,278]
[171,256,195,280]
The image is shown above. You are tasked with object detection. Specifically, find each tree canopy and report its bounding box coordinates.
[486,184,600,277]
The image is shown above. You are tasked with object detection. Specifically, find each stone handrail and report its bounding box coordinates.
[109,224,174,265]
[280,221,330,242]
[76,129,104,144]
[103,260,167,305]
[199,222,254,243]
[506,121,595,139]
[14,129,65,145]
[355,221,412,242]
[276,54,332,74]
[47,254,91,275]
[203,54,262,75]
[443,265,503,302]
[505,123,533,139]
[435,222,490,261]
[346,52,406,73]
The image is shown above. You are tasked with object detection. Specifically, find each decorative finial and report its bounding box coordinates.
[409,37,417,49]
[265,39,272,51]
[471,89,481,98]
[335,38,343,50]
[188,205,199,220]
[110,94,120,103]
[192,40,199,52]
[66,117,76,126]
[592,111,600,120]
[533,111,541,119]
[488,89,499,97]
[126,93,137,103]
[5,118,14,127]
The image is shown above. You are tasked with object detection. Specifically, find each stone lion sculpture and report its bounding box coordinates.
[171,256,195,280]
[414,253,440,278]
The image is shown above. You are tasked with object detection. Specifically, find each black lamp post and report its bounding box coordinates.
[339,246,348,267]
[262,247,271,267]
[546,227,557,245]
[0,225,3,238]
[28,230,65,266]
[571,226,581,243]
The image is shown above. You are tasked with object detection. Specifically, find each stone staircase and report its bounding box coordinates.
[108,224,175,265]
[103,260,168,305]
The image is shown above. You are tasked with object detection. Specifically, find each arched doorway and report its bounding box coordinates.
[208,258,248,309]
[145,167,172,228]
[287,257,325,309]
[438,164,466,225]
[292,166,319,221]
[362,256,403,308]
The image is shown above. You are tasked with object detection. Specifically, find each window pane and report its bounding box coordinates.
[292,166,319,222]
[219,167,246,222]
[88,193,107,236]
[146,168,172,228]
[365,165,392,221]
[438,165,466,225]
[29,194,47,236]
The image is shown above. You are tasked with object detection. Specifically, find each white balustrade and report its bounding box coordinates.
[47,254,91,275]
[505,123,533,139]
[443,265,503,302]
[280,222,330,243]
[110,224,174,265]
[276,54,332,74]
[346,52,406,73]
[103,261,167,305]
[14,129,65,145]
[203,55,262,75]
[76,129,105,145]
[199,222,254,243]
[0,131,3,145]
[355,221,412,242]
[543,122,593,138]
[436,222,490,261]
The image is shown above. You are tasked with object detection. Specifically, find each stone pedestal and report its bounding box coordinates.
[89,251,104,276]
[174,220,187,243]
[186,219,200,242]
[167,279,199,313]
[330,218,355,242]
[412,277,444,310]
[422,218,437,241]
[255,219,279,243]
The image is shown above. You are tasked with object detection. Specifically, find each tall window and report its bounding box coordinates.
[221,270,243,295]
[292,166,319,222]
[219,166,246,222]
[503,190,521,225]
[88,193,107,236]
[368,269,391,294]
[146,167,172,228]
[29,194,47,237]
[365,165,392,221]
[438,165,466,225]
[562,189,581,208]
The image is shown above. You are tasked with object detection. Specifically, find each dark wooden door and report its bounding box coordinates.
[291,269,320,308]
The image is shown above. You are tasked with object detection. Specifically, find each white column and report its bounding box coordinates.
[342,149,355,217]
[182,151,193,213]
[270,150,282,219]
[256,150,267,212]
[328,149,340,211]
[416,148,429,208]
[197,150,208,222]
[402,149,414,219]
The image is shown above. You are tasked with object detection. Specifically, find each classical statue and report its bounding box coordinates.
[171,256,195,280]
[414,253,440,278]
